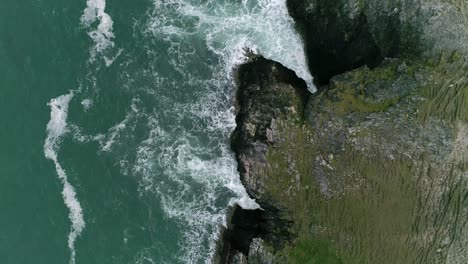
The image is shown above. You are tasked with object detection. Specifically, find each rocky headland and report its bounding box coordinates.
[217,0,468,263]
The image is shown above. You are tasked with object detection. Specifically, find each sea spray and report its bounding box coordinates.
[44,92,85,264]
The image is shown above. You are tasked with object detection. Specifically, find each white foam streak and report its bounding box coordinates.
[65,0,315,261]
[44,93,85,264]
[81,0,116,63]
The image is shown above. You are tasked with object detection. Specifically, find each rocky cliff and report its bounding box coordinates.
[219,0,468,263]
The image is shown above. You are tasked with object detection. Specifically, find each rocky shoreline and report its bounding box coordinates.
[215,57,308,264]
[216,0,468,263]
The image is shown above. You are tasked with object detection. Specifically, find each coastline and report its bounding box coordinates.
[216,0,468,262]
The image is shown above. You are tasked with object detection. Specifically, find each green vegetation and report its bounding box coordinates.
[418,54,468,123]
[262,118,420,263]
[332,84,401,115]
[252,57,468,263]
[287,239,343,264]
[316,62,404,116]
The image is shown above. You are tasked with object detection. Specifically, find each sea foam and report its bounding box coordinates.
[44,93,85,264]
[149,0,316,92]
[47,0,315,262]
[147,0,312,210]
[135,0,313,261]
[81,0,116,64]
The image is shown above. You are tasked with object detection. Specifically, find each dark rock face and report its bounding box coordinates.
[218,57,310,263]
[215,205,265,264]
[287,0,386,85]
[215,204,291,264]
[232,57,309,200]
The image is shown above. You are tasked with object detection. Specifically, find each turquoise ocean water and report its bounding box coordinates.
[0,0,313,263]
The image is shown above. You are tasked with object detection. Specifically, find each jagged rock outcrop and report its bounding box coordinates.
[232,57,310,201]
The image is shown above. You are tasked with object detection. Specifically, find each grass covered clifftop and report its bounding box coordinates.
[226,54,468,263]
[267,55,467,263]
